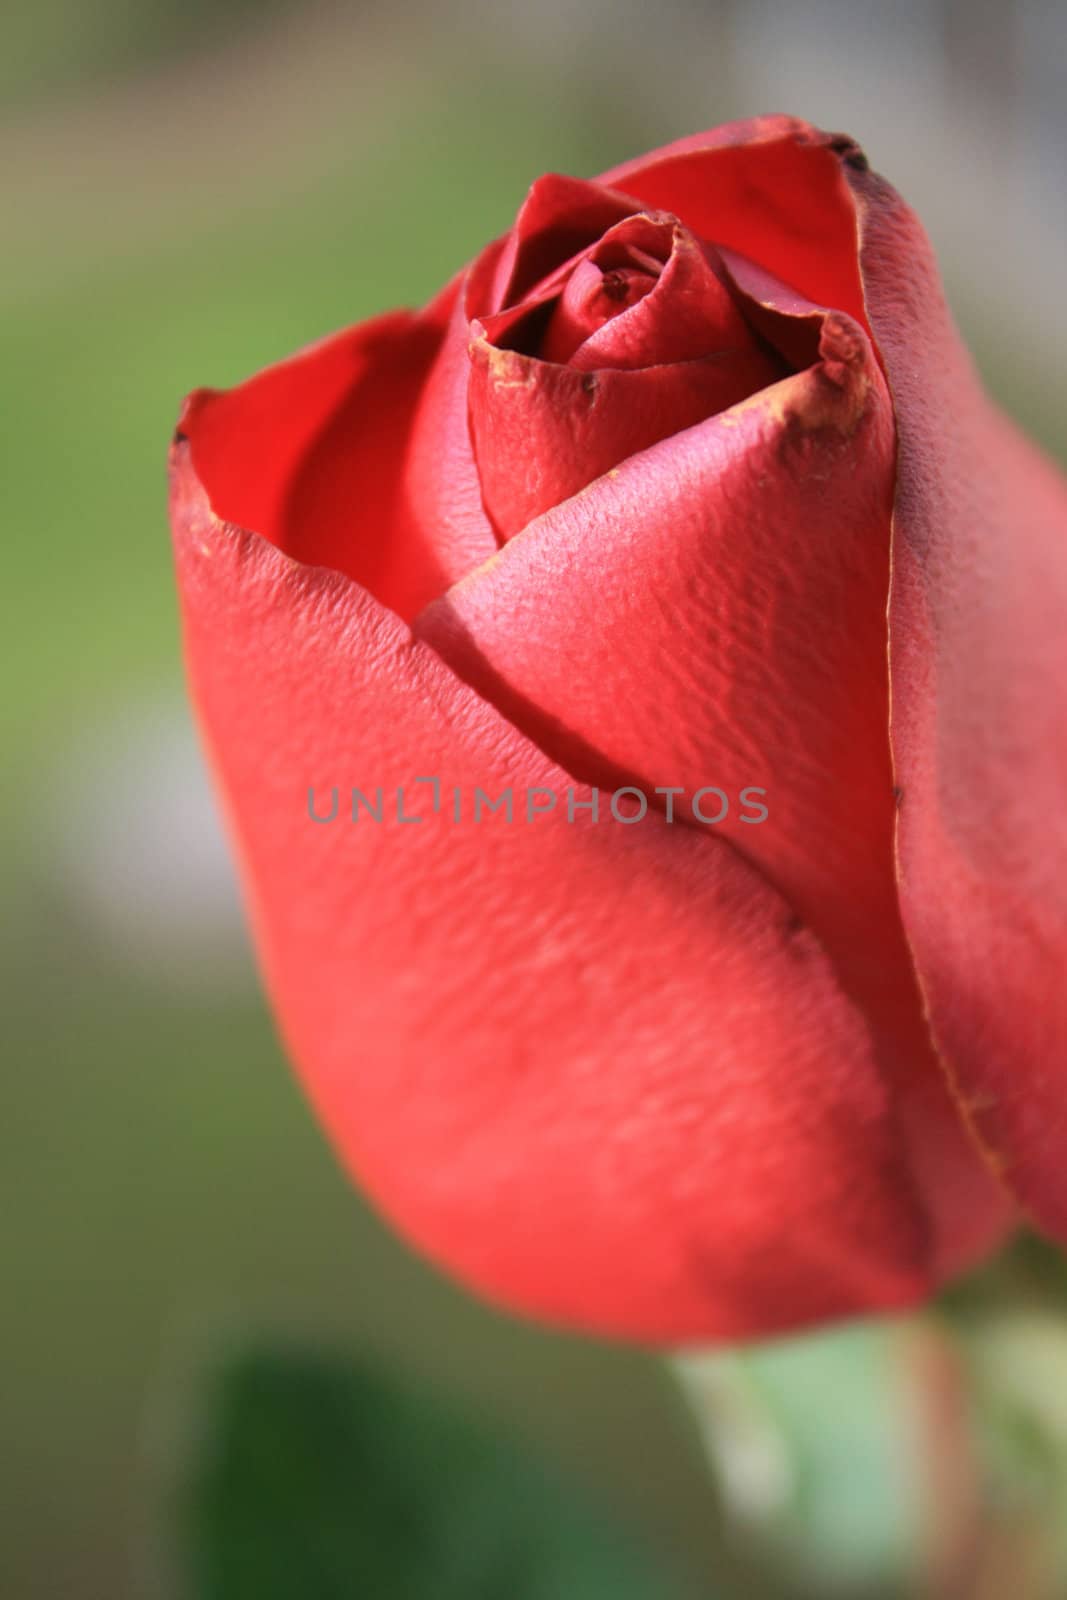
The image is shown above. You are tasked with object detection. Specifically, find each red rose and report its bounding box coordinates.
[169,115,1067,1343]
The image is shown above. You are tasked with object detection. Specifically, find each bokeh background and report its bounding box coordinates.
[4,2,1066,1596]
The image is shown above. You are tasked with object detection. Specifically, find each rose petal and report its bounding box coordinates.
[401,260,502,590]
[844,156,1067,1237]
[171,435,947,1342]
[180,293,496,622]
[467,333,784,539]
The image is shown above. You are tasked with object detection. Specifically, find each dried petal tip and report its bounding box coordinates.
[818,312,867,386]
[826,132,870,172]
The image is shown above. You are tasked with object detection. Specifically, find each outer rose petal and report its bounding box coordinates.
[417,307,1010,1276]
[844,160,1067,1235]
[170,439,948,1343]
[179,294,496,622]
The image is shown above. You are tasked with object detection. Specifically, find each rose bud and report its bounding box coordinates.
[169,116,1067,1343]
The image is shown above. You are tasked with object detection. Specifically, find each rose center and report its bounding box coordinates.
[541,251,661,364]
[600,266,652,305]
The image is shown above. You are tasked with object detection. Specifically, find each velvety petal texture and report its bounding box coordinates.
[844,160,1067,1237]
[172,446,937,1341]
[169,114,1067,1344]
[416,303,1008,1279]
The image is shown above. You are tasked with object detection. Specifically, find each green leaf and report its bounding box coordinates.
[177,1341,685,1600]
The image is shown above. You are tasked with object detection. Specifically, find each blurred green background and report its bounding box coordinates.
[4,1,1065,1596]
